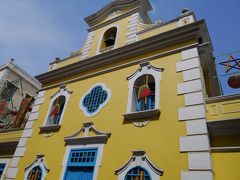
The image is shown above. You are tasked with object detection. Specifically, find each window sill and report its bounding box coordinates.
[211,146,240,152]
[99,45,114,53]
[123,109,160,121]
[39,124,61,132]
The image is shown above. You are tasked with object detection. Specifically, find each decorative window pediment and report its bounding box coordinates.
[61,122,110,180]
[25,154,49,180]
[124,62,163,127]
[40,85,72,132]
[115,150,163,180]
[64,122,111,145]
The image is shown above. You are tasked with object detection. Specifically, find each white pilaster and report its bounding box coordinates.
[177,48,213,180]
[125,13,140,44]
[80,32,95,60]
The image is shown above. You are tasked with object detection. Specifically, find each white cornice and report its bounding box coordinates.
[85,0,152,27]
[1,60,41,89]
[206,93,240,104]
[36,20,208,85]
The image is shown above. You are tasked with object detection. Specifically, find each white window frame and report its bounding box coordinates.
[24,155,49,180]
[60,144,104,180]
[61,122,110,180]
[126,63,163,113]
[0,158,10,180]
[42,86,72,126]
[79,83,111,117]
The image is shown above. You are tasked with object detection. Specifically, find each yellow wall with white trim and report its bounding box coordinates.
[206,99,240,121]
[16,50,189,179]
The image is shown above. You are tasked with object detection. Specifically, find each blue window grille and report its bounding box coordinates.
[0,163,6,178]
[27,166,42,180]
[64,149,98,180]
[82,85,108,114]
[125,167,151,180]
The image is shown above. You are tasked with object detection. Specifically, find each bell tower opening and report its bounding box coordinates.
[101,27,117,50]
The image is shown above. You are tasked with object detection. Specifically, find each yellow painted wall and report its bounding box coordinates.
[206,99,240,121]
[51,14,181,70]
[138,22,177,41]
[88,16,130,57]
[42,39,197,89]
[93,9,130,27]
[212,152,240,180]
[56,55,81,69]
[16,51,188,180]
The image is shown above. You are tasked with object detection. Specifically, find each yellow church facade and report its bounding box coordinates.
[4,0,240,180]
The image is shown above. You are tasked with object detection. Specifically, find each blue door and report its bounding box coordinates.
[64,149,97,180]
[65,167,94,180]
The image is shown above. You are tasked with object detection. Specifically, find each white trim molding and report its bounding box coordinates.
[125,13,141,44]
[177,47,213,180]
[177,14,195,27]
[79,83,111,117]
[24,154,50,180]
[80,31,95,60]
[115,150,163,180]
[64,122,111,145]
[60,122,110,180]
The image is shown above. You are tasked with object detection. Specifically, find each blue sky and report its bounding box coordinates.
[0,0,239,95]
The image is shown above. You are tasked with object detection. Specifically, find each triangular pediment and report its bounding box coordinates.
[84,0,152,27]
[64,122,111,145]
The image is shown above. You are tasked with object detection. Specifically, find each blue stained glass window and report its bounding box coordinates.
[0,163,6,178]
[82,85,108,114]
[125,167,151,180]
[27,166,42,180]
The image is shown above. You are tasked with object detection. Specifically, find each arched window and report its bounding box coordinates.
[47,95,65,125]
[24,155,49,180]
[101,27,117,50]
[27,166,42,180]
[41,86,72,132]
[124,63,163,126]
[115,151,163,180]
[125,167,151,180]
[133,75,155,112]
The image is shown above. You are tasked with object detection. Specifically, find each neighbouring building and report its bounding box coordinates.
[0,60,41,179]
[6,0,240,180]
